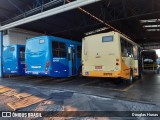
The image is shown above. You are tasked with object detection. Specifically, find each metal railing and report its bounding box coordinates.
[143,63,157,71]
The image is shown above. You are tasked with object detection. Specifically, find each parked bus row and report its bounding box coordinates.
[3,36,81,77]
[3,31,142,84]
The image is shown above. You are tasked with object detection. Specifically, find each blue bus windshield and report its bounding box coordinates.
[26,38,48,53]
[3,46,16,59]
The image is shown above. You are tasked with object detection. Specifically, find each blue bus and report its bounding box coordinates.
[3,45,25,75]
[25,36,82,77]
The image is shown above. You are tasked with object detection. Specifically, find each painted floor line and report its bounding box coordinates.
[112,80,140,92]
[79,80,99,86]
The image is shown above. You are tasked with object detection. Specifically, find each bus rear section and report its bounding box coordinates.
[82,32,121,78]
[51,39,81,77]
[25,36,51,76]
[3,45,25,75]
[25,36,82,77]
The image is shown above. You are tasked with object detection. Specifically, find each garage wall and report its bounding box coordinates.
[3,28,42,46]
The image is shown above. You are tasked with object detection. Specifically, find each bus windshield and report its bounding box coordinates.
[3,46,16,59]
[26,38,48,53]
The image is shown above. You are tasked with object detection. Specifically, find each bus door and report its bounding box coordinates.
[19,47,25,73]
[68,47,76,76]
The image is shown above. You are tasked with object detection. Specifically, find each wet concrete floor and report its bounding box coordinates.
[0,71,160,120]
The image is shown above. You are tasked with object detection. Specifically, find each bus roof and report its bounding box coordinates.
[27,36,81,46]
[84,31,140,47]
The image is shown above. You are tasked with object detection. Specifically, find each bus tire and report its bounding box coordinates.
[128,70,133,84]
[138,72,142,79]
[77,67,82,79]
[122,79,127,84]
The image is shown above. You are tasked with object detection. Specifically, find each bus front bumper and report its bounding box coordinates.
[82,70,121,78]
[3,70,18,74]
[25,71,50,76]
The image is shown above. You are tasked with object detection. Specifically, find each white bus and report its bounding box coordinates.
[82,31,141,84]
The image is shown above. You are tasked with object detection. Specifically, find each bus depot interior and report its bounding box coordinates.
[0,0,160,119]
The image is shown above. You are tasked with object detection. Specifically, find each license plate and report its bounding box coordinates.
[95,66,102,69]
[104,73,112,76]
[32,72,38,74]
[32,66,41,68]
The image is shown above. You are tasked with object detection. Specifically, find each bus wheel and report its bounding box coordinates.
[77,67,82,79]
[138,72,142,79]
[128,70,133,84]
[122,79,127,84]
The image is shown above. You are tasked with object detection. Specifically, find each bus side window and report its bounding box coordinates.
[121,37,134,58]
[133,46,138,59]
[52,41,66,58]
[120,38,128,57]
[127,43,134,58]
[20,47,25,61]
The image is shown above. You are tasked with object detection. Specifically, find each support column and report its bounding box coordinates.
[0,32,3,77]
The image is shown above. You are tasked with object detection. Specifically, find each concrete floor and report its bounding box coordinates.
[0,71,160,120]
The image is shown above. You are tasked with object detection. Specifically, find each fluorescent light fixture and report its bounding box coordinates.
[146,29,160,31]
[140,19,160,23]
[144,25,160,28]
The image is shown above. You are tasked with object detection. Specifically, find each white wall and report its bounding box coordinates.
[3,34,9,46]
[3,28,42,46]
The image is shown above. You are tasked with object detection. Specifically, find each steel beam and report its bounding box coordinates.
[0,0,100,31]
[8,0,24,13]
[2,0,64,25]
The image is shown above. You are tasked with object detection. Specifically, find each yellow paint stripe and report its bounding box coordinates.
[14,93,32,99]
[8,96,45,111]
[112,80,140,92]
[80,80,99,86]
[0,87,13,93]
